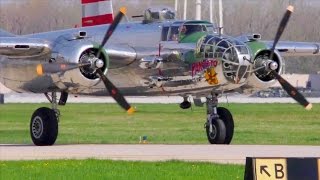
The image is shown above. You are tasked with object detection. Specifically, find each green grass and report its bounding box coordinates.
[0,160,244,180]
[0,103,319,145]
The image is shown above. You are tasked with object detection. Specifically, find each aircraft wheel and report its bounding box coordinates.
[217,107,234,144]
[30,107,58,146]
[206,118,226,144]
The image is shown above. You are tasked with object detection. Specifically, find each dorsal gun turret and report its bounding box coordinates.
[143,7,175,24]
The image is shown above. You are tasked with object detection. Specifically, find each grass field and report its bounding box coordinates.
[0,160,244,180]
[0,103,319,145]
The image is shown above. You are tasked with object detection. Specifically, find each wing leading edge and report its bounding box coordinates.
[0,37,51,58]
[264,41,320,57]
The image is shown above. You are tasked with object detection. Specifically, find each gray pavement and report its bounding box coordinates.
[1,144,319,164]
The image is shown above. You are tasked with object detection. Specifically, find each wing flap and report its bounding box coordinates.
[0,37,51,58]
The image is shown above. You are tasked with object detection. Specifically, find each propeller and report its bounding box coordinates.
[94,7,135,114]
[36,7,135,114]
[96,69,134,113]
[268,5,312,110]
[92,7,135,114]
[269,5,294,60]
[271,71,312,110]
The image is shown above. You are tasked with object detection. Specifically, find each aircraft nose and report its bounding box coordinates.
[196,34,252,84]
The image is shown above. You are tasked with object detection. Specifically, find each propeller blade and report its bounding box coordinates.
[93,7,134,114]
[96,69,135,114]
[270,5,294,60]
[36,62,90,76]
[271,71,312,110]
[96,7,127,58]
[267,6,311,110]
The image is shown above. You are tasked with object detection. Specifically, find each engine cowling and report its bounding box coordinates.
[245,49,283,91]
[50,35,108,89]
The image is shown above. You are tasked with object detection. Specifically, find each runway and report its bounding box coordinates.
[1,144,319,164]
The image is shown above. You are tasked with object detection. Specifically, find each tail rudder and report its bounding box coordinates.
[81,0,114,27]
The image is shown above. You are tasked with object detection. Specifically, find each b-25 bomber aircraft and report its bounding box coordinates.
[0,3,319,146]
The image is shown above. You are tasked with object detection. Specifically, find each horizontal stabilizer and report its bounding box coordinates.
[0,29,15,37]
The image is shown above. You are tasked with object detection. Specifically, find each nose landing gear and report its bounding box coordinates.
[205,92,234,144]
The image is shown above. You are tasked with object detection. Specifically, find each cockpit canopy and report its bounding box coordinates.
[143,6,175,24]
[161,21,218,42]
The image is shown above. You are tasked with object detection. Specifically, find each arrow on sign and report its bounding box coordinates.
[260,165,271,177]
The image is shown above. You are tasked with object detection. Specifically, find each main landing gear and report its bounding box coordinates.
[30,92,67,146]
[205,92,234,144]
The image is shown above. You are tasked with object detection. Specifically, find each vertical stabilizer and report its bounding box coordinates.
[81,0,114,27]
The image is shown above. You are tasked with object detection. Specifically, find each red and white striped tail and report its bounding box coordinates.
[81,0,114,27]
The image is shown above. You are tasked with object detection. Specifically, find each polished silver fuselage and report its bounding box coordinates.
[0,20,319,97]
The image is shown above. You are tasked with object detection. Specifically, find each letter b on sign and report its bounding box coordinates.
[275,164,285,179]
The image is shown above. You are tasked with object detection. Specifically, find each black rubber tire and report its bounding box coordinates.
[30,107,58,146]
[206,119,226,144]
[217,107,234,144]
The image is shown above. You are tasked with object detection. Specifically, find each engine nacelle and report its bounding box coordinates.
[244,49,283,92]
[50,35,108,89]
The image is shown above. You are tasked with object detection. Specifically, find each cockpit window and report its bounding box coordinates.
[163,22,217,41]
[183,25,204,35]
[169,26,180,41]
[205,25,217,34]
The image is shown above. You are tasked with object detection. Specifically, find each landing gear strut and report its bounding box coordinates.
[30,92,64,146]
[205,92,234,144]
